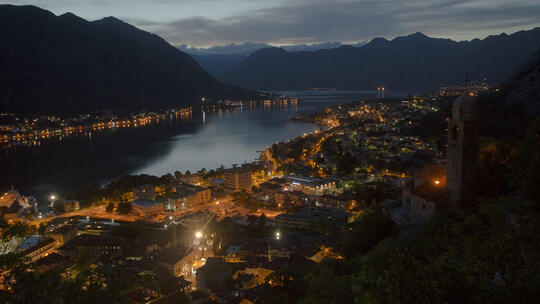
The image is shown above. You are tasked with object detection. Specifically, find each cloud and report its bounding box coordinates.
[128,0,540,46]
[4,0,540,46]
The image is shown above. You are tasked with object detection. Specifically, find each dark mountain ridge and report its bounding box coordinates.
[0,5,258,113]
[223,28,540,91]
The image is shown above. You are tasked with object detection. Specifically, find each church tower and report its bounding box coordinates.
[446,95,479,212]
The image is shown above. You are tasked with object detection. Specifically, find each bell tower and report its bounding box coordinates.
[446,94,479,212]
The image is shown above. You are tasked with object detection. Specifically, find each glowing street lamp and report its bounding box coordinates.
[49,194,56,207]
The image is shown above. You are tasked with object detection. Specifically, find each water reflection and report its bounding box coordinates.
[0,90,400,198]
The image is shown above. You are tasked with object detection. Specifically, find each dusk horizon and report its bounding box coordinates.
[1,1,539,303]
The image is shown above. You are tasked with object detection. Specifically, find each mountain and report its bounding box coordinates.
[222,29,540,91]
[503,48,540,115]
[0,5,259,113]
[178,41,366,56]
[177,41,367,78]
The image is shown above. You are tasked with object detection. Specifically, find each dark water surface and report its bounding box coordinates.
[1,90,404,200]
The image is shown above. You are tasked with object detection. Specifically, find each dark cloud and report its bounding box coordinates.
[129,0,540,46]
[5,0,540,46]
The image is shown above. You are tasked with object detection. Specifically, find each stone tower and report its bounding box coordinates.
[446,95,479,212]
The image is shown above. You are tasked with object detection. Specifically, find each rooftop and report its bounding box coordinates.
[287,175,333,187]
[410,183,450,203]
[130,198,162,207]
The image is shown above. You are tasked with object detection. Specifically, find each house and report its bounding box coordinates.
[126,287,164,304]
[0,188,35,223]
[33,253,67,273]
[47,224,77,246]
[130,199,163,216]
[58,200,80,213]
[18,236,41,252]
[188,290,211,304]
[133,184,156,200]
[274,208,347,230]
[155,247,209,277]
[196,257,245,294]
[401,183,449,223]
[20,238,57,264]
[58,234,124,258]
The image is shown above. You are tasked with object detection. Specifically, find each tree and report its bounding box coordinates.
[335,207,396,259]
[509,118,540,205]
[38,223,47,235]
[117,202,132,215]
[106,202,115,213]
[256,213,267,233]
[0,217,8,229]
[3,222,29,238]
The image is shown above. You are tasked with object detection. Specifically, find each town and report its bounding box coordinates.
[0,98,297,149]
[1,87,503,303]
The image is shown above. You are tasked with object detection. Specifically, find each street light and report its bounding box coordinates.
[49,194,56,208]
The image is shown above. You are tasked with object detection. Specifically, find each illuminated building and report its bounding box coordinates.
[167,185,211,210]
[20,238,56,264]
[130,198,163,216]
[224,167,252,193]
[286,175,335,195]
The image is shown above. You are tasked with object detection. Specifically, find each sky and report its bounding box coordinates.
[4,0,540,47]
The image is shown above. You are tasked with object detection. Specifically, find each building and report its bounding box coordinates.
[155,246,211,277]
[132,184,156,200]
[20,238,57,264]
[57,200,80,213]
[401,182,450,223]
[58,234,124,258]
[167,185,211,210]
[224,167,252,193]
[0,187,35,222]
[18,236,41,252]
[47,224,77,246]
[315,193,356,210]
[286,175,335,195]
[446,94,479,211]
[0,187,31,210]
[274,208,347,230]
[398,94,479,224]
[130,199,163,216]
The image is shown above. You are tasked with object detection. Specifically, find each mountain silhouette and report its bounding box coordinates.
[0,5,258,113]
[222,28,540,91]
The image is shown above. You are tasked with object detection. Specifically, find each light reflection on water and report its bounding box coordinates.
[1,90,404,199]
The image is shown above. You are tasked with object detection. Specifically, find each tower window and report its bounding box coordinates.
[452,127,459,139]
